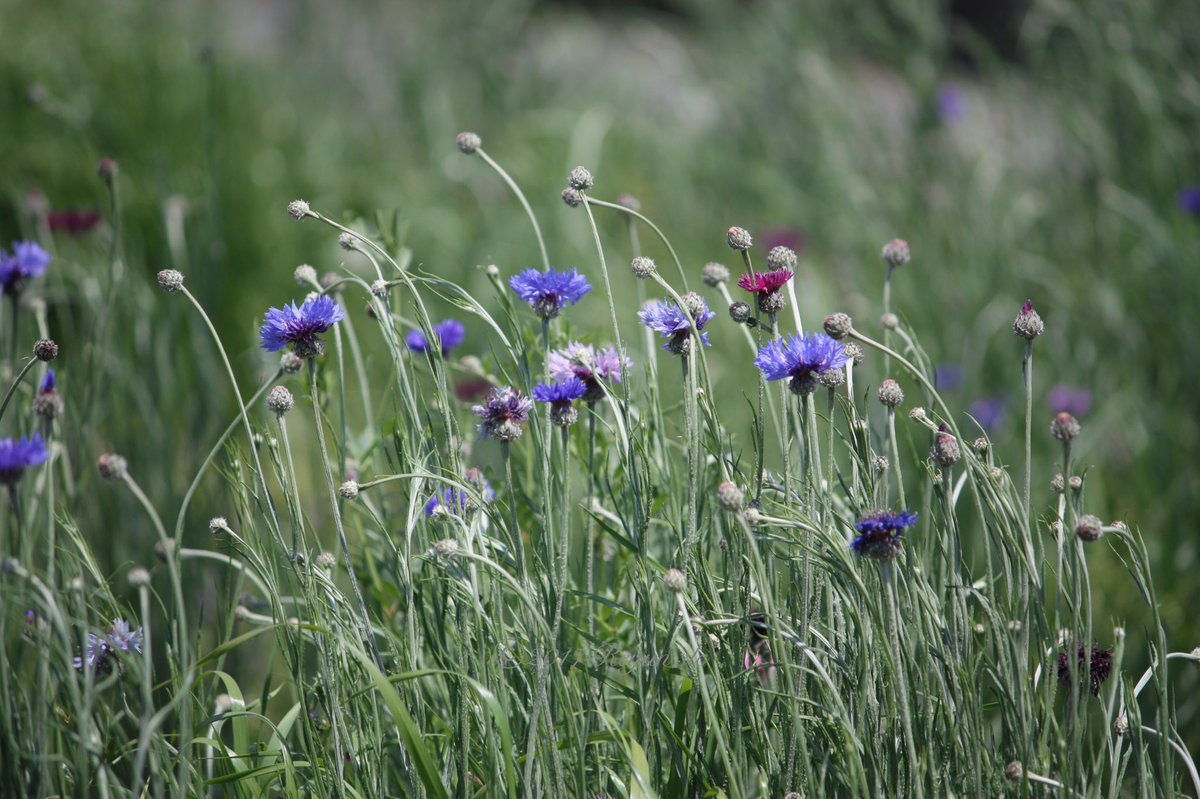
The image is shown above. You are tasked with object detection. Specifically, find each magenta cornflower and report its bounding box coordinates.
[851,509,918,561]
[754,332,849,395]
[639,298,715,356]
[548,342,629,402]
[47,210,102,235]
[472,387,533,442]
[0,241,51,296]
[509,267,591,319]
[406,319,466,356]
[737,267,793,314]
[258,295,346,359]
[0,434,49,484]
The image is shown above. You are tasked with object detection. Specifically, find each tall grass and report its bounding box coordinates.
[1,135,1196,796]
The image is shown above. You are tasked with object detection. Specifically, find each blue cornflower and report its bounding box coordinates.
[534,377,588,426]
[472,386,533,442]
[40,370,56,392]
[0,434,49,484]
[639,294,716,355]
[754,332,849,395]
[968,396,1006,432]
[258,295,346,359]
[33,370,63,420]
[73,620,143,675]
[424,487,470,518]
[509,268,591,319]
[406,319,466,356]
[851,510,918,561]
[1177,186,1200,215]
[937,86,967,124]
[0,241,51,295]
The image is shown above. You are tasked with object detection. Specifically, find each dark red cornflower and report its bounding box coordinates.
[1057,644,1113,696]
[47,210,102,235]
[737,268,793,295]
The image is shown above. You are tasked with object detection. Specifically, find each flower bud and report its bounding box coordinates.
[128,567,151,587]
[1076,514,1103,542]
[157,269,184,293]
[1012,299,1044,340]
[972,436,989,453]
[930,425,961,467]
[97,158,119,185]
[561,188,583,208]
[294,264,318,286]
[823,313,852,340]
[630,256,656,279]
[878,379,904,408]
[316,551,337,569]
[881,238,910,268]
[726,226,752,251]
[1051,474,1065,494]
[280,352,303,374]
[766,246,797,271]
[339,480,360,500]
[267,386,294,416]
[287,200,311,221]
[843,342,865,366]
[701,262,730,287]
[873,455,889,472]
[456,132,482,154]
[728,301,752,324]
[97,453,128,481]
[881,312,899,330]
[663,568,687,593]
[568,166,594,191]
[1005,762,1023,782]
[337,232,356,251]
[716,482,744,512]
[33,339,58,362]
[1050,412,1080,442]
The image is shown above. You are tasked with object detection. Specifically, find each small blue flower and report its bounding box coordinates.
[1177,185,1200,215]
[934,364,963,392]
[0,241,51,295]
[754,332,849,395]
[533,377,587,406]
[968,396,1006,432]
[851,510,918,561]
[472,387,533,442]
[638,296,715,355]
[406,319,466,356]
[40,370,56,393]
[0,434,49,484]
[937,86,967,124]
[258,295,346,358]
[509,268,591,319]
[424,488,470,518]
[106,620,143,653]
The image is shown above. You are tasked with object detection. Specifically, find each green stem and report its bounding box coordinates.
[475,148,550,271]
[0,356,37,424]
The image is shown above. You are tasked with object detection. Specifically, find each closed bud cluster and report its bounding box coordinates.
[568,166,594,191]
[701,262,730,287]
[729,302,752,324]
[97,453,127,481]
[878,379,904,408]
[561,188,583,208]
[766,246,797,271]
[339,480,360,500]
[1076,514,1104,542]
[663,568,687,594]
[930,425,961,467]
[455,132,481,154]
[881,238,911,268]
[1012,299,1044,340]
[630,256,656,279]
[157,269,184,293]
[715,481,744,512]
[266,386,294,416]
[33,339,58,362]
[726,226,752,251]
[823,313,852,340]
[1050,412,1080,442]
[286,199,312,220]
[843,342,865,366]
[294,264,318,286]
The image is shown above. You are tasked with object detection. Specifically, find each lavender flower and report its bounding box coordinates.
[258,295,346,359]
[0,434,49,484]
[0,241,51,295]
[33,370,63,420]
[968,396,1006,432]
[508,268,591,319]
[424,488,470,518]
[639,298,715,356]
[548,342,629,402]
[937,86,967,124]
[1177,185,1200,215]
[472,387,533,442]
[754,333,849,395]
[1047,384,1093,418]
[850,509,918,561]
[934,364,963,392]
[406,319,466,357]
[534,377,587,426]
[73,620,143,675]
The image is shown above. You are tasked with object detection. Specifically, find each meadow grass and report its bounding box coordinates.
[1,0,1199,795]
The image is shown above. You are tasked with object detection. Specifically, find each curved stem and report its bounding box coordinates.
[475,148,549,271]
[0,356,37,424]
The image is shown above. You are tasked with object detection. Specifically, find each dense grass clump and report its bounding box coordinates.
[0,136,1195,796]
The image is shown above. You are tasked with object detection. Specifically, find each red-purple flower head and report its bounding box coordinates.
[533,376,587,426]
[851,509,918,561]
[472,387,533,442]
[0,241,51,296]
[1057,643,1113,696]
[548,342,629,402]
[754,332,849,396]
[406,319,466,357]
[639,296,716,356]
[259,295,346,359]
[737,268,793,315]
[47,210,102,236]
[509,268,591,319]
[0,434,49,484]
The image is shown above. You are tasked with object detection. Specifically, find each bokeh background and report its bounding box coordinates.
[3,0,1198,733]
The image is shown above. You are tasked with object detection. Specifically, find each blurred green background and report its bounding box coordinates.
[2,0,1198,728]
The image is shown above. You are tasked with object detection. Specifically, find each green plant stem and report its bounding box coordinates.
[1023,340,1033,532]
[0,356,36,424]
[888,408,906,508]
[474,148,549,271]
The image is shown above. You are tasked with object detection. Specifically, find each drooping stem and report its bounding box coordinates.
[0,356,37,424]
[474,148,550,271]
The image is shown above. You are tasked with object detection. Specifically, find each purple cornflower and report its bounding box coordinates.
[934,363,963,392]
[937,86,967,124]
[472,386,533,442]
[73,620,143,675]
[754,332,849,395]
[508,268,591,319]
[406,319,466,357]
[968,396,1006,432]
[1177,186,1200,215]
[760,227,807,255]
[0,434,49,484]
[639,297,716,356]
[851,509,918,561]
[40,370,55,392]
[548,342,629,402]
[534,377,587,426]
[1047,384,1093,418]
[33,370,63,420]
[258,295,346,359]
[1057,644,1113,696]
[424,488,470,517]
[0,241,51,296]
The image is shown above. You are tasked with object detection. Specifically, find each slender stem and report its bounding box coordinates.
[474,148,549,271]
[585,197,689,290]
[888,408,907,508]
[883,265,894,373]
[883,565,922,797]
[1023,340,1034,532]
[0,356,37,424]
[682,355,698,570]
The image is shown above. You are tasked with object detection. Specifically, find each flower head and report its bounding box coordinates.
[534,377,587,426]
[40,370,56,393]
[0,434,49,484]
[639,298,715,356]
[424,487,470,518]
[33,370,63,420]
[0,241,51,295]
[548,343,629,402]
[47,210,102,235]
[1057,643,1113,696]
[1048,384,1092,418]
[968,396,1006,432]
[1012,299,1044,340]
[259,295,346,358]
[508,268,591,319]
[851,509,918,561]
[937,86,967,124]
[738,268,793,314]
[406,319,466,357]
[472,387,533,442]
[73,620,143,675]
[1177,185,1200,215]
[754,333,849,395]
